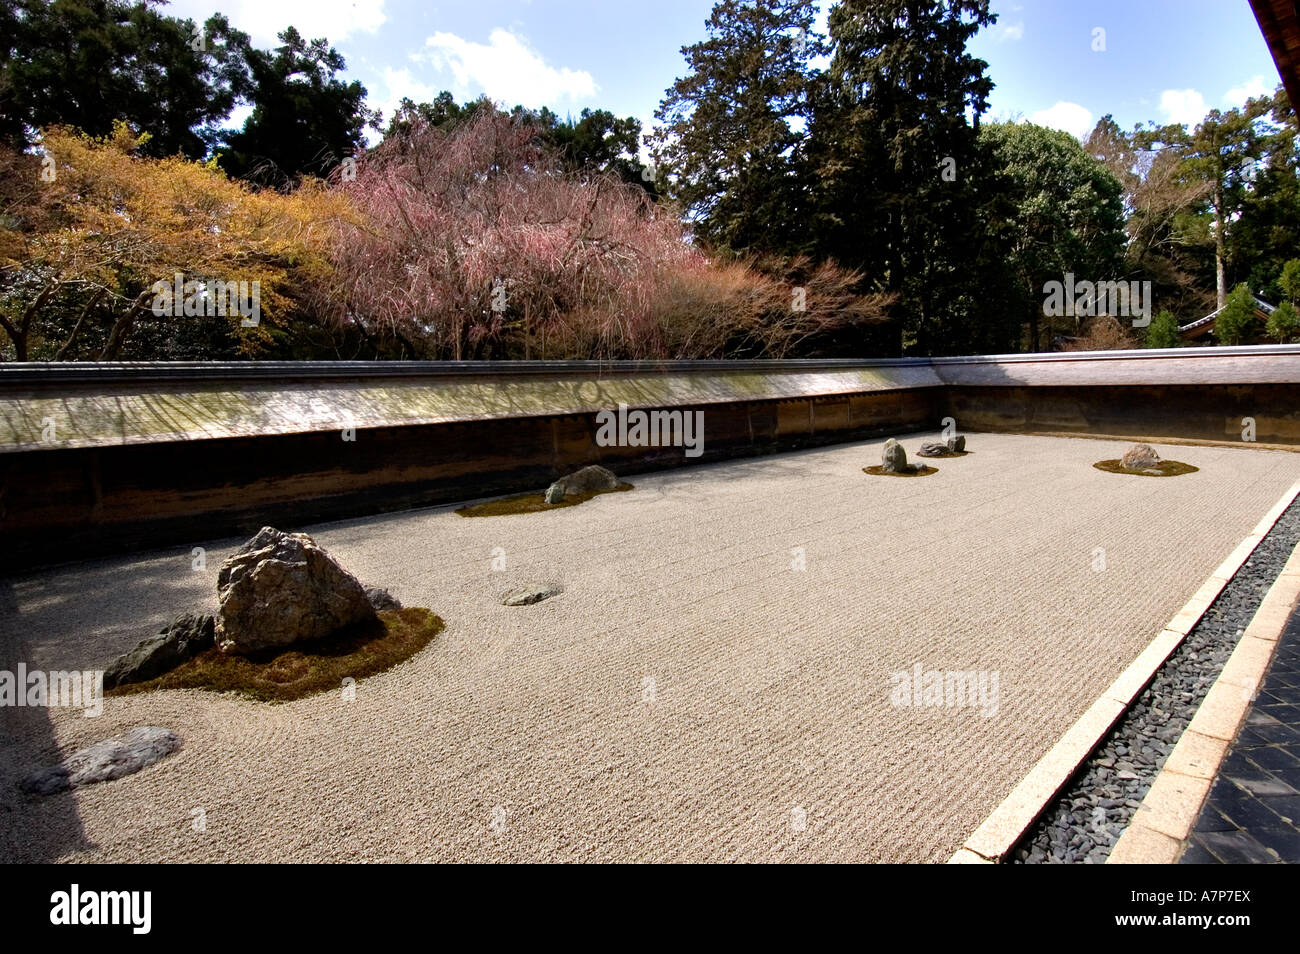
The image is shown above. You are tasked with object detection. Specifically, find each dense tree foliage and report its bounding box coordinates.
[216,27,377,185]
[3,0,1299,360]
[0,0,251,158]
[651,0,820,256]
[0,123,346,360]
[318,109,883,359]
[1145,310,1181,349]
[980,121,1125,351]
[1215,283,1260,345]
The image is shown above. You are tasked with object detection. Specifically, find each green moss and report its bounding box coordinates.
[1093,460,1199,477]
[456,481,634,517]
[107,607,443,703]
[862,465,938,478]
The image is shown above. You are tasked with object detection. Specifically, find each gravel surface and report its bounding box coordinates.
[2,435,1296,862]
[1012,498,1300,864]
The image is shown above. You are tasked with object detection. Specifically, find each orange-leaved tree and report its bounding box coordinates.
[0,122,352,360]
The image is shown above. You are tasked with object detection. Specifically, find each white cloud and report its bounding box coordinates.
[417,28,597,108]
[166,0,387,45]
[1159,88,1208,127]
[998,21,1025,42]
[371,67,439,127]
[1029,101,1093,139]
[1224,75,1272,106]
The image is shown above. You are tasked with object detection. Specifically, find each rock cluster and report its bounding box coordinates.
[102,528,403,687]
[917,436,966,458]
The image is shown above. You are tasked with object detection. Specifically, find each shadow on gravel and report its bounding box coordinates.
[0,578,93,863]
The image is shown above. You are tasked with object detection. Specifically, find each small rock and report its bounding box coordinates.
[104,613,214,689]
[916,441,948,458]
[364,586,402,612]
[22,726,180,796]
[1121,443,1161,470]
[544,485,565,505]
[502,583,564,606]
[947,435,966,453]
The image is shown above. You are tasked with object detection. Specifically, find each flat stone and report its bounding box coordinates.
[22,726,180,796]
[1108,824,1182,864]
[502,583,564,606]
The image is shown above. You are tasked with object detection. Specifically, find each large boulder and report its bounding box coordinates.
[104,613,214,689]
[22,726,180,796]
[1121,443,1161,470]
[215,527,376,655]
[544,465,619,504]
[882,439,909,473]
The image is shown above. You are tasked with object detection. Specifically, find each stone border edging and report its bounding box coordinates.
[948,479,1300,864]
[1106,532,1300,864]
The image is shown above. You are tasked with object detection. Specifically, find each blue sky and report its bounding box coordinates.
[165,0,1281,142]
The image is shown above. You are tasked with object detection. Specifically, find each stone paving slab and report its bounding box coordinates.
[1,433,1297,863]
[1180,607,1300,864]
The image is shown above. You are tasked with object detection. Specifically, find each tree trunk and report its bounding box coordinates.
[0,315,25,360]
[4,281,61,360]
[1214,186,1227,310]
[99,291,154,360]
[55,288,107,360]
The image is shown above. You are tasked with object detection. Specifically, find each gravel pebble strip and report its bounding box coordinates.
[1013,498,1300,864]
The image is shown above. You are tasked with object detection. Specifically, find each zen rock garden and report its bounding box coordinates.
[22,436,1202,801]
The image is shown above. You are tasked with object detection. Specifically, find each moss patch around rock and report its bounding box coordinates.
[1093,460,1199,477]
[862,465,938,478]
[456,482,634,517]
[107,607,444,703]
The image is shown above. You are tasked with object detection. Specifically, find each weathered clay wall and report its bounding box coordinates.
[944,385,1300,446]
[4,347,1299,572]
[0,388,943,571]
